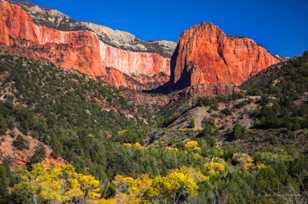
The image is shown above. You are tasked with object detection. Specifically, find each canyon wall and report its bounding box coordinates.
[169,23,279,94]
[0,1,280,94]
[0,0,175,89]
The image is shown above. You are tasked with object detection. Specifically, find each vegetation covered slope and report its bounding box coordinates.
[0,53,154,178]
[153,52,308,153]
[242,51,308,130]
[0,52,307,204]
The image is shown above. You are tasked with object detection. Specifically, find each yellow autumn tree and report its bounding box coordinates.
[107,167,207,203]
[184,140,201,152]
[94,198,116,204]
[232,153,254,170]
[123,143,145,150]
[114,174,152,203]
[203,158,226,176]
[146,167,207,202]
[11,162,101,203]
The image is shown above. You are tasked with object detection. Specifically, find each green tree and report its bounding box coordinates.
[0,161,13,204]
[26,144,46,169]
[232,123,246,139]
[13,135,29,150]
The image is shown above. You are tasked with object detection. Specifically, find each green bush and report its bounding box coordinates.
[26,144,46,168]
[0,162,11,203]
[233,123,246,139]
[12,135,29,150]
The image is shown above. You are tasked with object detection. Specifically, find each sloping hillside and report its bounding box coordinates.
[0,53,154,177]
[0,52,307,204]
[242,51,308,130]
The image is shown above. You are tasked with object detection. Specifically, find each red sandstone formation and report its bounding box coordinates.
[99,42,170,78]
[170,23,280,93]
[0,1,106,78]
[0,1,280,94]
[101,67,169,90]
[0,0,173,89]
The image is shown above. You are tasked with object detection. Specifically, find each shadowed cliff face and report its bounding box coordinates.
[169,23,280,94]
[0,0,176,89]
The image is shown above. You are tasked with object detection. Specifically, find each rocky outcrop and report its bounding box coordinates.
[169,23,280,94]
[0,0,176,89]
[102,67,169,90]
[0,129,64,169]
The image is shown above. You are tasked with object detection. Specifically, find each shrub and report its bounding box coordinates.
[12,162,101,203]
[26,144,46,168]
[109,166,208,203]
[232,123,246,139]
[222,144,238,161]
[0,162,12,202]
[0,117,8,135]
[221,108,232,115]
[184,140,201,152]
[188,119,195,129]
[203,161,225,175]
[201,122,218,139]
[12,135,29,150]
[232,153,254,170]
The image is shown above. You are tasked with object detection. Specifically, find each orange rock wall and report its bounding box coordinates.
[99,41,170,76]
[0,1,171,88]
[171,23,279,90]
[0,1,106,78]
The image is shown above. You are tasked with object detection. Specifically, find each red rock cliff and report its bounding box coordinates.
[0,0,106,78]
[170,23,279,93]
[0,0,172,89]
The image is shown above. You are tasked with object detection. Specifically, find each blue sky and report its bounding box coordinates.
[30,0,308,57]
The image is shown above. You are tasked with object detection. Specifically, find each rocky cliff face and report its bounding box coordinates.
[0,0,176,89]
[169,23,279,94]
[0,1,279,93]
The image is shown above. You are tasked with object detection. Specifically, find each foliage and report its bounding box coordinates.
[0,54,149,179]
[232,123,246,139]
[111,166,207,203]
[0,53,307,203]
[11,162,101,203]
[195,93,244,108]
[232,153,254,170]
[0,162,13,204]
[203,160,225,175]
[12,135,29,150]
[184,140,201,152]
[244,52,308,130]
[26,144,46,168]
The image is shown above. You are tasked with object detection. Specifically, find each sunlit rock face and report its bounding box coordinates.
[170,23,280,94]
[0,0,106,78]
[0,0,176,89]
[99,41,170,76]
[0,1,278,93]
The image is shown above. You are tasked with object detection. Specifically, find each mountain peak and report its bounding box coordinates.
[169,22,280,95]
